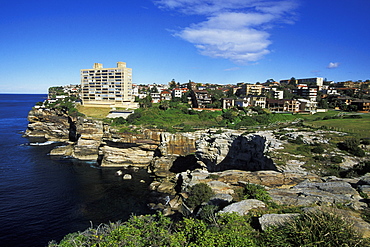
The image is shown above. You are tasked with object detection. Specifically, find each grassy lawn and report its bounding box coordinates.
[303,112,370,139]
[76,105,111,119]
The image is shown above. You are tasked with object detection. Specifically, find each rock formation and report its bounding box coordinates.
[24,106,370,238]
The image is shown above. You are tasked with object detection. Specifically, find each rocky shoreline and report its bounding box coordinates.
[23,106,370,237]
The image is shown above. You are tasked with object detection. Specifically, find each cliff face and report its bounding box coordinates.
[24,108,72,141]
[195,131,276,172]
[24,109,277,175]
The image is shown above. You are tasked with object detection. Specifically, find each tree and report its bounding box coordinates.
[159,100,170,110]
[186,183,214,208]
[289,77,297,86]
[150,86,158,93]
[169,79,177,89]
[139,96,152,108]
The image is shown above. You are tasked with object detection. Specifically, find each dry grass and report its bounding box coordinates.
[76,105,111,119]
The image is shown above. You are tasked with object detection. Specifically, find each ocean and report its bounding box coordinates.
[0,94,153,247]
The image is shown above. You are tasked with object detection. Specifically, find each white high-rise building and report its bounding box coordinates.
[81,62,137,108]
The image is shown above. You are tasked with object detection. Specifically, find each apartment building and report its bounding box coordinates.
[292,84,318,101]
[280,77,324,87]
[244,84,264,95]
[81,62,137,108]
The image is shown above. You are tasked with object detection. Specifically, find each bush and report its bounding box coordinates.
[313,155,326,161]
[289,137,304,144]
[362,139,370,145]
[330,156,344,163]
[311,145,324,154]
[260,210,367,246]
[296,145,311,154]
[338,138,366,157]
[243,183,272,204]
[186,183,214,209]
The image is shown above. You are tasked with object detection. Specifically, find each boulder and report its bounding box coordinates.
[259,213,299,231]
[195,132,277,172]
[207,181,234,195]
[123,174,132,180]
[269,181,367,210]
[49,144,73,156]
[208,193,233,207]
[219,199,266,215]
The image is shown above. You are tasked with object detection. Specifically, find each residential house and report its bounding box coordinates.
[298,99,317,113]
[351,99,370,112]
[280,77,324,87]
[222,98,235,109]
[234,98,251,108]
[250,96,266,108]
[267,99,300,113]
[160,90,172,101]
[191,90,212,108]
[150,93,161,103]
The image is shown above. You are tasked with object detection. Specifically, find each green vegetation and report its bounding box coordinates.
[49,209,369,246]
[304,111,370,139]
[186,183,214,209]
[103,102,303,132]
[242,183,272,205]
[338,138,366,157]
[260,210,368,246]
[48,86,68,97]
[45,96,82,118]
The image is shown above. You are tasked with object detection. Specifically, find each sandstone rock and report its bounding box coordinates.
[49,144,73,156]
[195,133,277,172]
[159,132,197,156]
[100,145,155,167]
[358,174,370,185]
[207,181,234,195]
[269,181,367,210]
[149,156,177,178]
[73,139,101,160]
[259,213,299,231]
[24,108,71,141]
[208,194,233,207]
[219,199,266,215]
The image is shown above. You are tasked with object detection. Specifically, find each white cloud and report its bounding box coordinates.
[224,67,241,71]
[154,0,299,64]
[327,62,340,69]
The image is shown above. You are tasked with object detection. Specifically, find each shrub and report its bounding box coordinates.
[260,210,367,246]
[296,145,311,154]
[344,161,370,177]
[362,139,370,145]
[111,117,126,126]
[289,137,304,144]
[186,183,214,209]
[243,183,272,204]
[311,145,324,154]
[330,156,343,163]
[313,155,326,161]
[338,138,366,157]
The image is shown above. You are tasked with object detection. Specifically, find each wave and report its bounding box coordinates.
[29,141,58,146]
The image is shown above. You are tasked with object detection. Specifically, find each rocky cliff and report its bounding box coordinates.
[24,107,370,237]
[24,107,73,141]
[24,108,279,173]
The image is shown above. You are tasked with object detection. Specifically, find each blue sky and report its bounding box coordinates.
[1,0,369,93]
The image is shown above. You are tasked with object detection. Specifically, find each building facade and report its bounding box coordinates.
[81,62,137,108]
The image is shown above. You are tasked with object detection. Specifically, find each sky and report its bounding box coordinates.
[1,0,369,93]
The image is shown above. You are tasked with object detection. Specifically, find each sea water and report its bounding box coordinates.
[0,94,153,246]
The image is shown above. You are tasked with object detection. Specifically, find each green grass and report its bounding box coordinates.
[302,111,370,138]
